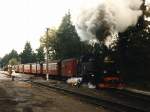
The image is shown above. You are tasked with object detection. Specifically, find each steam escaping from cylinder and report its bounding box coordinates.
[75,0,143,45]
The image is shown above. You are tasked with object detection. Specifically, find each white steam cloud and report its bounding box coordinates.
[74,0,143,42]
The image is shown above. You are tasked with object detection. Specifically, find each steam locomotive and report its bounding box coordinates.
[13,54,124,89]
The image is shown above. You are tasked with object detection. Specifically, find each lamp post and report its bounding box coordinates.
[46,28,49,80]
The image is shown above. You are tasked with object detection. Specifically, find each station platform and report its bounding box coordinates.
[125,87,150,96]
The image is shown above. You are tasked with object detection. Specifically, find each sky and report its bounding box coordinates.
[0,0,149,57]
[0,0,84,57]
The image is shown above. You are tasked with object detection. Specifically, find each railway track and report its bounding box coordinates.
[23,79,148,112]
[1,72,149,112]
[115,89,150,102]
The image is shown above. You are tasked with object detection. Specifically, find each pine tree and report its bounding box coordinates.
[1,49,19,67]
[56,11,81,59]
[36,46,45,63]
[20,42,36,64]
[116,0,150,81]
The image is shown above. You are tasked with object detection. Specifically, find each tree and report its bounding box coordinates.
[9,58,18,66]
[55,11,81,59]
[0,57,2,68]
[20,42,36,64]
[115,0,150,81]
[36,46,45,63]
[80,41,93,55]
[40,28,57,60]
[9,49,19,61]
[1,49,19,67]
[1,54,9,67]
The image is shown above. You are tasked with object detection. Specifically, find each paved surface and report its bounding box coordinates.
[0,73,111,112]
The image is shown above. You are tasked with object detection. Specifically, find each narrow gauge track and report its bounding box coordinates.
[21,79,147,112]
[114,89,150,102]
[104,89,150,112]
[107,88,150,109]
[1,72,149,112]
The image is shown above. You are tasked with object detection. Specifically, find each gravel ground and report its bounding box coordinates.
[0,73,111,112]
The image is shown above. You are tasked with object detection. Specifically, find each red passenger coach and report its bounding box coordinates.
[61,58,78,77]
[19,64,24,73]
[37,63,42,75]
[14,65,19,73]
[48,60,60,76]
[31,64,37,74]
[42,63,47,75]
[24,64,31,74]
[42,61,61,76]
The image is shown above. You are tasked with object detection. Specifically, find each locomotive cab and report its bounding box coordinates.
[79,54,101,86]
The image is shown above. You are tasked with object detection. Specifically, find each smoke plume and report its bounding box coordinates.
[75,0,143,43]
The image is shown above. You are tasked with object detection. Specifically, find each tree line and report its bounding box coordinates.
[0,11,93,68]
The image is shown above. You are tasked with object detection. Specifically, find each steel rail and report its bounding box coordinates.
[24,80,148,112]
[1,72,148,112]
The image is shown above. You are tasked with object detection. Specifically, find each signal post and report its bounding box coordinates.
[46,28,49,80]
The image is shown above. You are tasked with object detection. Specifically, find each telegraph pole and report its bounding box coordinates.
[46,28,49,80]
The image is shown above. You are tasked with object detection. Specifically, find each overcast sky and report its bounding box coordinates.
[0,0,149,57]
[0,0,84,57]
